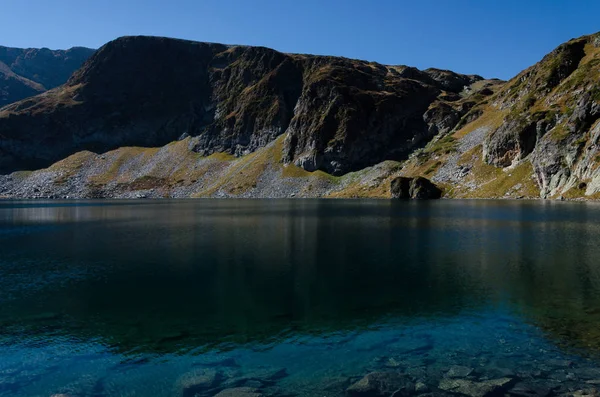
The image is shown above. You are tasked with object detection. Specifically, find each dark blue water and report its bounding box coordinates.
[2,199,600,396]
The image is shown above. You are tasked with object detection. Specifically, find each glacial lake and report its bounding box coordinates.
[2,199,600,396]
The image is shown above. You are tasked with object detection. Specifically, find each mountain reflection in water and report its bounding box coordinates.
[2,199,600,396]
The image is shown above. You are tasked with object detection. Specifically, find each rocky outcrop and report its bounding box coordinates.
[478,32,600,198]
[0,45,94,106]
[0,36,484,176]
[390,176,442,199]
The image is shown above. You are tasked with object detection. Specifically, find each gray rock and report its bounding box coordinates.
[508,381,555,397]
[575,368,600,380]
[438,377,514,397]
[346,372,415,397]
[568,390,600,397]
[415,381,430,393]
[175,369,222,397]
[445,366,474,379]
[233,367,287,386]
[213,387,263,397]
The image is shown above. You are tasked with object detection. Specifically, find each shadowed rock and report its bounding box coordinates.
[390,176,442,199]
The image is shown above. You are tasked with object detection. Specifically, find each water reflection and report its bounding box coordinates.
[2,200,600,395]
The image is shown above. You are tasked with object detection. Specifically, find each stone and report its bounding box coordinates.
[390,177,442,200]
[508,381,555,397]
[576,368,600,380]
[232,367,287,387]
[570,390,599,397]
[438,377,514,397]
[415,381,430,393]
[385,358,402,368]
[346,372,415,397]
[213,387,262,397]
[175,369,222,397]
[446,365,474,378]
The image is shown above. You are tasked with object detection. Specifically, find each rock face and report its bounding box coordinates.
[481,33,600,198]
[0,45,94,106]
[0,35,482,175]
[390,176,442,199]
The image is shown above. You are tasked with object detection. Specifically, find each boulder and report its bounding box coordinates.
[346,372,414,397]
[390,176,442,200]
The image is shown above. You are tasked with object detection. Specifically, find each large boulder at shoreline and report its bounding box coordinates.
[390,176,442,199]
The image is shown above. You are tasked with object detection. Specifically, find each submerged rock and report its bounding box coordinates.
[508,381,556,397]
[438,377,514,397]
[228,367,288,388]
[213,387,263,397]
[175,369,223,397]
[346,371,414,397]
[390,176,442,199]
[446,366,475,379]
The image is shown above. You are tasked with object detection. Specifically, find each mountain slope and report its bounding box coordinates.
[0,36,492,177]
[0,45,94,106]
[1,33,599,199]
[400,32,600,200]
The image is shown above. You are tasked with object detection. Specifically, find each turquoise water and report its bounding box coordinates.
[2,200,600,396]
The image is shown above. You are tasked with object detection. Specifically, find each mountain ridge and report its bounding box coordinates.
[0,35,495,176]
[0,33,599,199]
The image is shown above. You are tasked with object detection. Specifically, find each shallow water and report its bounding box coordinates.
[2,199,600,396]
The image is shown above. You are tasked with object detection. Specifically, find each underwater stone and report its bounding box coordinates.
[508,381,555,397]
[213,387,263,397]
[439,377,514,397]
[234,367,287,386]
[175,369,223,397]
[575,368,600,380]
[346,372,414,397]
[446,366,475,378]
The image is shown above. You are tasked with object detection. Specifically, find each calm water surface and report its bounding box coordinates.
[2,199,600,396]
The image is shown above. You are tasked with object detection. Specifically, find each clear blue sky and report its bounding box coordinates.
[2,0,599,80]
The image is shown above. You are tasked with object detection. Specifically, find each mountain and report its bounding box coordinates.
[0,45,95,107]
[402,32,600,200]
[0,33,598,199]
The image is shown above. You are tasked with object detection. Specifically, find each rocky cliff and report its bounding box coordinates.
[1,33,599,199]
[0,36,487,177]
[0,45,94,106]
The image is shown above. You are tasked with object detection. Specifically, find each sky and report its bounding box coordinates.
[2,0,599,80]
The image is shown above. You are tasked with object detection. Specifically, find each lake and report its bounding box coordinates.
[2,199,600,397]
